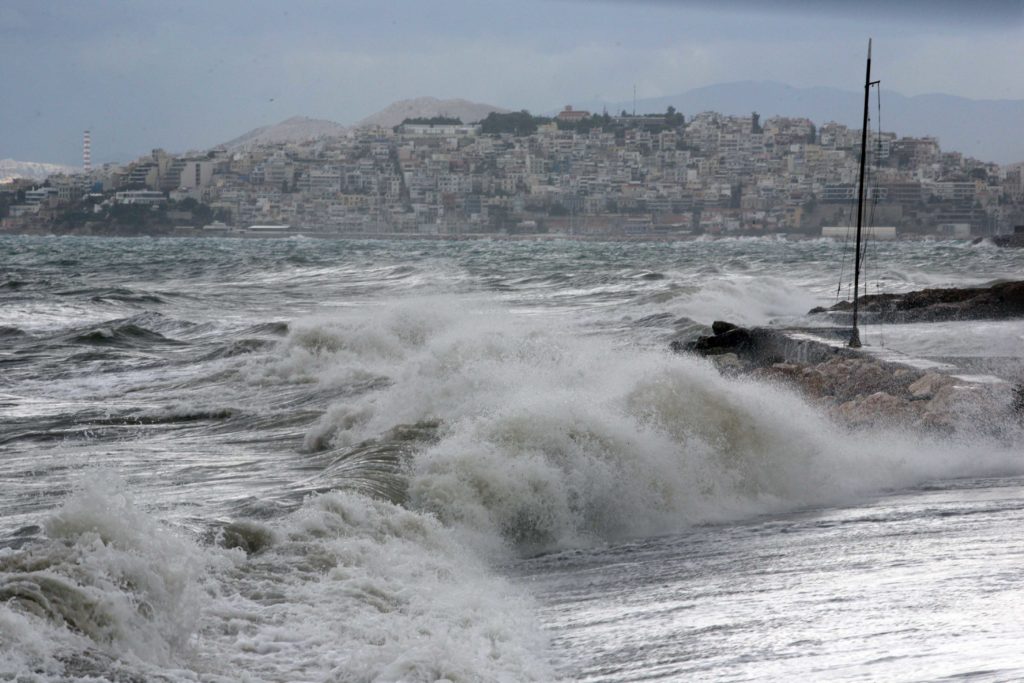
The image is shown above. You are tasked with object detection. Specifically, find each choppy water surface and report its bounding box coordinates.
[1,235,1023,681]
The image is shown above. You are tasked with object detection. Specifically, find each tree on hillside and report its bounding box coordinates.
[666,106,685,128]
[480,111,547,136]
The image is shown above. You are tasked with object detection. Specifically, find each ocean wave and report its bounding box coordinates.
[0,474,227,679]
[241,320,290,336]
[0,278,30,290]
[0,472,553,681]
[625,275,822,328]
[63,323,178,348]
[89,288,167,305]
[54,286,169,305]
[198,337,277,360]
[292,298,1024,555]
[55,313,193,349]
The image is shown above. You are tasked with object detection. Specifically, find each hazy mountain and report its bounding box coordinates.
[581,82,1024,165]
[219,99,509,151]
[353,97,510,129]
[0,158,79,183]
[222,116,349,150]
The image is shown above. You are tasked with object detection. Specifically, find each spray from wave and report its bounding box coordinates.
[286,296,1024,555]
[4,293,1022,681]
[0,471,552,681]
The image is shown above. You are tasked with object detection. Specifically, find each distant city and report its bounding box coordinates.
[3,103,1023,239]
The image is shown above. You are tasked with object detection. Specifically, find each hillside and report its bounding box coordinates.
[353,97,510,129]
[221,116,349,150]
[581,82,1024,165]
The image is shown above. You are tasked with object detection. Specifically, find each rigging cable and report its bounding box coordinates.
[874,85,885,345]
[835,139,860,306]
[862,114,875,338]
[835,182,857,305]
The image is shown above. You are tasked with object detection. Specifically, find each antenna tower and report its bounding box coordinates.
[83,130,92,173]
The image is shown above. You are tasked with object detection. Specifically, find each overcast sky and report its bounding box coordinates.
[2,0,1022,165]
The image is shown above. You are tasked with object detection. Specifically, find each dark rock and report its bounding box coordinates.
[694,327,753,354]
[813,280,1024,323]
[668,339,688,353]
[670,316,1019,434]
[711,320,740,335]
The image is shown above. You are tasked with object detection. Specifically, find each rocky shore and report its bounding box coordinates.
[673,320,1022,434]
[809,279,1024,323]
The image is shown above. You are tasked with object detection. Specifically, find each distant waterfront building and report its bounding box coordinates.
[557,106,590,122]
[178,160,215,190]
[24,187,59,205]
[114,190,166,205]
[821,184,856,203]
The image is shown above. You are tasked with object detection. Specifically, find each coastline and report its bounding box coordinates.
[1,226,1012,244]
[674,286,1024,433]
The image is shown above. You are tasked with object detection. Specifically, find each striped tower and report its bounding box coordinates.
[83,130,92,174]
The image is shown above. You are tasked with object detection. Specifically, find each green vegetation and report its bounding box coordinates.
[478,106,685,137]
[480,111,549,136]
[175,197,214,224]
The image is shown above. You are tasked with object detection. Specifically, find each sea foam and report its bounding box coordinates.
[293,297,1024,555]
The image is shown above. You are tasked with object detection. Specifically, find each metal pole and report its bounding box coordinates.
[850,39,872,348]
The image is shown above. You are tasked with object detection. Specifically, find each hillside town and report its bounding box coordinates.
[3,107,1024,239]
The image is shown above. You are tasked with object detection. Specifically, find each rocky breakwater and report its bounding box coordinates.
[673,321,1022,434]
[810,280,1024,323]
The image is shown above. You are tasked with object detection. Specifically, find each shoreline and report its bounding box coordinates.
[674,319,1023,433]
[0,227,1013,244]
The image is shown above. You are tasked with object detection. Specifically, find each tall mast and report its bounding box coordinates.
[850,39,875,348]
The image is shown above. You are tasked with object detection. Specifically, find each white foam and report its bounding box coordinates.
[195,491,551,682]
[661,275,823,327]
[299,297,1024,556]
[1,471,553,681]
[0,473,236,678]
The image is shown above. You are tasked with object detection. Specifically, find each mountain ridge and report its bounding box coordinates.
[221,115,350,150]
[352,97,511,129]
[0,158,79,183]
[216,98,510,151]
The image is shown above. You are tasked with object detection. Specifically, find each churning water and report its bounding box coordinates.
[1,235,1023,682]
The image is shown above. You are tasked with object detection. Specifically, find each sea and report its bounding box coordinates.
[1,234,1023,682]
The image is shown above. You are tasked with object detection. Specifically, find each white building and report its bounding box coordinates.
[114,190,166,205]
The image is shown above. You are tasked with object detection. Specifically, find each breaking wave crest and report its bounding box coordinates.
[293,297,1024,555]
[0,472,551,681]
[0,475,225,679]
[4,290,1022,680]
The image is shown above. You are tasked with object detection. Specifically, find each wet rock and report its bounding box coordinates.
[671,317,1020,434]
[712,320,740,335]
[814,280,1024,323]
[693,326,754,354]
[834,391,921,428]
[908,372,954,400]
